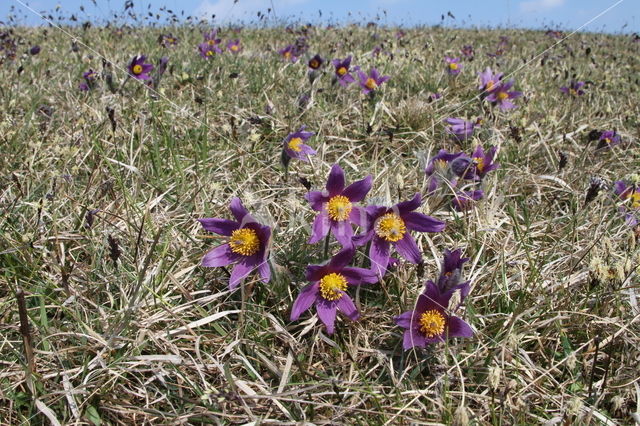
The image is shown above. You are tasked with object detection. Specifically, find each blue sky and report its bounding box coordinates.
[3,0,638,33]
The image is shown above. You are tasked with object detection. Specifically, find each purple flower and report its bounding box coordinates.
[227,39,241,53]
[79,69,98,91]
[445,56,462,75]
[332,56,356,87]
[279,44,298,62]
[445,117,480,141]
[199,42,222,58]
[425,149,473,193]
[471,145,499,179]
[198,198,271,289]
[306,164,372,247]
[461,44,474,59]
[290,247,379,335]
[395,280,473,350]
[283,126,316,162]
[478,67,503,93]
[203,30,221,46]
[357,68,390,95]
[560,80,585,96]
[597,130,622,149]
[354,193,446,276]
[308,54,324,70]
[159,34,178,48]
[437,249,471,301]
[29,45,40,55]
[485,79,522,110]
[452,189,484,211]
[546,30,564,39]
[128,55,154,80]
[614,181,640,212]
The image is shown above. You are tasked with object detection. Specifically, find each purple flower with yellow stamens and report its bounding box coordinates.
[79,69,98,91]
[445,117,480,141]
[227,39,241,53]
[353,193,446,277]
[471,145,499,179]
[199,42,221,58]
[306,164,372,247]
[308,54,324,70]
[283,126,316,162]
[461,44,474,59]
[395,280,473,350]
[560,80,585,96]
[290,247,379,335]
[203,30,221,46]
[452,189,484,211]
[597,130,621,149]
[128,55,154,80]
[614,180,640,226]
[357,68,390,95]
[445,56,462,75]
[332,56,356,87]
[486,79,522,110]
[478,67,503,93]
[437,249,471,301]
[279,44,298,62]
[425,149,474,194]
[198,198,271,289]
[159,33,178,48]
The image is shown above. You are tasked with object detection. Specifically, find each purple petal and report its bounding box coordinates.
[331,220,354,248]
[329,246,355,269]
[336,295,359,321]
[395,193,421,214]
[316,300,338,335]
[447,317,474,338]
[395,233,422,264]
[229,197,249,222]
[349,206,368,227]
[202,244,238,267]
[306,191,327,211]
[290,283,319,321]
[229,260,255,289]
[257,259,271,283]
[395,311,417,329]
[370,237,390,277]
[403,212,446,233]
[403,329,426,350]
[326,164,345,195]
[342,175,372,202]
[352,229,374,247]
[341,267,379,285]
[309,213,330,244]
[305,264,326,282]
[198,218,239,236]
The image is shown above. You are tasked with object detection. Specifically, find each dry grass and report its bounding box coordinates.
[0,19,639,425]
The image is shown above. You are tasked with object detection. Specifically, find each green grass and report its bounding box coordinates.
[1,22,639,424]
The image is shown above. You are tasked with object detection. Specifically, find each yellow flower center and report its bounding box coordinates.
[283,51,291,58]
[485,80,494,91]
[319,272,348,301]
[435,159,448,171]
[374,213,406,242]
[207,40,216,45]
[132,64,143,75]
[365,77,377,90]
[627,191,640,209]
[449,62,458,70]
[229,228,260,256]
[474,156,485,172]
[309,59,319,69]
[419,310,446,338]
[231,44,239,51]
[497,91,509,101]
[569,88,577,96]
[326,195,352,221]
[206,50,214,56]
[287,137,303,152]
[604,138,612,144]
[337,66,347,76]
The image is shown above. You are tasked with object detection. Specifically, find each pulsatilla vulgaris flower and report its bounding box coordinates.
[283,126,316,162]
[395,280,473,349]
[478,67,503,93]
[486,79,522,110]
[614,180,640,226]
[199,42,221,58]
[357,68,390,95]
[425,149,474,194]
[203,30,221,46]
[354,193,446,276]
[227,39,241,53]
[128,55,154,80]
[198,198,271,289]
[79,69,98,91]
[445,117,480,141]
[597,130,621,149]
[159,33,178,48]
[279,44,298,62]
[290,247,379,335]
[332,56,356,87]
[452,189,484,211]
[461,44,474,59]
[445,56,462,75]
[560,80,585,96]
[306,164,372,247]
[437,249,471,301]
[471,145,499,179]
[308,54,324,70]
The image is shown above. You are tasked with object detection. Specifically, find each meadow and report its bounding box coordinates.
[0,14,639,425]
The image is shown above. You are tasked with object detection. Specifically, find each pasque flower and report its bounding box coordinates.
[159,33,178,48]
[560,80,585,96]
[445,56,462,75]
[354,193,445,276]
[290,247,379,335]
[445,117,480,141]
[203,30,221,46]
[79,69,98,91]
[614,180,640,226]
[437,249,471,301]
[478,67,503,93]
[198,198,271,289]
[331,56,357,87]
[597,130,621,149]
[395,280,473,350]
[306,164,372,247]
[199,42,221,58]
[486,79,522,110]
[279,44,298,62]
[282,126,316,162]
[461,44,474,59]
[357,68,390,95]
[128,55,154,80]
[227,39,241,53]
[425,149,474,194]
[452,189,484,211]
[471,145,499,179]
[308,54,324,70]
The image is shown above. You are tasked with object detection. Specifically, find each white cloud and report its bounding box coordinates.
[519,0,565,13]
[195,0,309,23]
